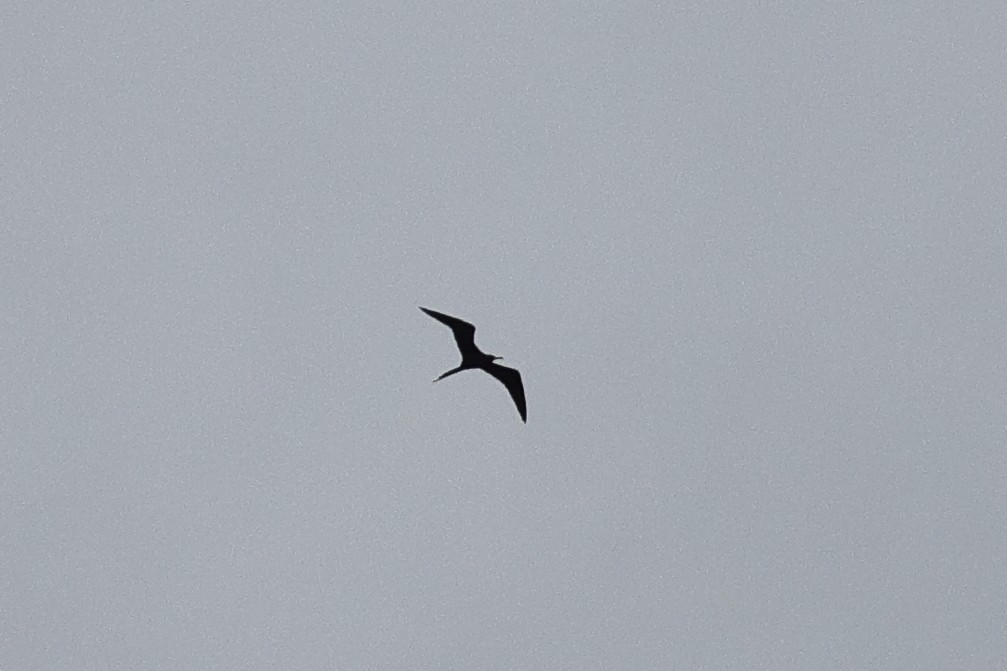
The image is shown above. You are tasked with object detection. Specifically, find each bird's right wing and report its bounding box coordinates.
[485,363,527,423]
[420,307,477,353]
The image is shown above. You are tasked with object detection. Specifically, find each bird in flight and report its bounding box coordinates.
[420,307,527,423]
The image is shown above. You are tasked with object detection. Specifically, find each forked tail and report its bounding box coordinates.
[433,365,464,383]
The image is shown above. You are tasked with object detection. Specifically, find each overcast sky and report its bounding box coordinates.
[3,2,1006,669]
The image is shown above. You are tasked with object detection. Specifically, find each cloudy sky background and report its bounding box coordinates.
[3,2,1005,668]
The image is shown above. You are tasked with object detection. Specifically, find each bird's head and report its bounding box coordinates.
[491,355,503,362]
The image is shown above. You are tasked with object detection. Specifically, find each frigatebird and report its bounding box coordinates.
[420,307,527,423]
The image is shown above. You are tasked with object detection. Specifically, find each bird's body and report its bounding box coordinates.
[420,307,527,422]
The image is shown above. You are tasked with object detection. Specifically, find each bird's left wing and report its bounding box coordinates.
[485,363,527,423]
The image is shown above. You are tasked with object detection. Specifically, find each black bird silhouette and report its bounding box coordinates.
[420,307,527,423]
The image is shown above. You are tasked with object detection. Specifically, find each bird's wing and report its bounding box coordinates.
[419,307,478,355]
[484,363,527,423]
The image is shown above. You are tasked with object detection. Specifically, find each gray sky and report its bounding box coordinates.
[3,2,1006,669]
